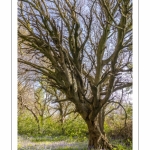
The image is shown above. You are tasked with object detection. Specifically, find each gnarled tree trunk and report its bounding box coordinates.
[85,110,113,150]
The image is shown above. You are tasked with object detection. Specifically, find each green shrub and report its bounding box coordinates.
[18,113,38,136]
[63,115,88,141]
[42,118,62,136]
[18,112,88,141]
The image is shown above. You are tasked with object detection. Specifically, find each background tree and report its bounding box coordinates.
[51,90,76,134]
[18,82,54,134]
[18,72,76,135]
[18,0,132,149]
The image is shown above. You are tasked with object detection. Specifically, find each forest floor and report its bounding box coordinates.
[18,135,132,150]
[18,135,88,150]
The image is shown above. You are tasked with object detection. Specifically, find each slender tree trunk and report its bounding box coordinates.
[39,116,44,134]
[85,111,113,150]
[60,117,65,134]
[37,122,40,134]
[35,116,44,134]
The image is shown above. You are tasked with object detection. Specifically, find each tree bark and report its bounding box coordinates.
[37,122,40,134]
[39,116,44,134]
[60,117,65,134]
[86,112,113,150]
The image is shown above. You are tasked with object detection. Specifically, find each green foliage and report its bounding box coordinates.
[112,143,132,150]
[63,115,88,141]
[104,103,132,141]
[111,139,132,150]
[18,113,62,137]
[18,113,38,136]
[42,118,62,136]
[18,112,88,141]
[104,122,111,133]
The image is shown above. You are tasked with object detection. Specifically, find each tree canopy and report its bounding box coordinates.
[18,0,132,149]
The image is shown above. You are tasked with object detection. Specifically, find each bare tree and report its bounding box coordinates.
[18,82,55,134]
[52,90,76,133]
[18,0,132,149]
